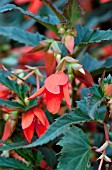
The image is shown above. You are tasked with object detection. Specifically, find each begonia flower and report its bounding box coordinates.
[28,72,71,114]
[22,108,49,143]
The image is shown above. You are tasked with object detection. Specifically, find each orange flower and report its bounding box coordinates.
[28,72,71,114]
[22,108,49,143]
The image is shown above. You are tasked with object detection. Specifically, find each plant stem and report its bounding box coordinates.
[104,123,109,142]
[61,60,66,72]
[98,150,106,170]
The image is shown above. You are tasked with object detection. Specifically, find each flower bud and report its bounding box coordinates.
[1,150,9,158]
[24,97,30,106]
[96,141,108,152]
[3,113,10,121]
[104,155,111,162]
[105,84,112,97]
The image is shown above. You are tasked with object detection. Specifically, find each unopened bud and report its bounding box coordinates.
[24,97,30,106]
[10,111,18,119]
[96,141,108,152]
[97,154,103,160]
[55,53,61,64]
[58,27,65,34]
[18,72,24,79]
[1,150,9,158]
[79,68,85,75]
[3,113,10,121]
[104,155,111,162]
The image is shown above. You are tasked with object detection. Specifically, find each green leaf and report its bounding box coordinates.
[0,4,59,35]
[22,109,91,148]
[0,0,12,6]
[77,85,104,120]
[0,109,91,151]
[0,69,11,76]
[0,141,28,151]
[0,26,45,46]
[80,53,105,72]
[0,99,23,109]
[75,25,112,46]
[0,74,28,100]
[40,147,57,168]
[57,126,91,170]
[43,0,65,21]
[0,157,32,170]
[85,4,112,28]
[25,98,38,111]
[79,54,112,76]
[63,0,82,28]
[34,150,44,167]
[90,85,103,99]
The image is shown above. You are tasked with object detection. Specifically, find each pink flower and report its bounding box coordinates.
[29,72,71,114]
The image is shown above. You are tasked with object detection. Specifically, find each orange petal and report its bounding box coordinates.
[65,35,74,54]
[28,86,46,100]
[22,110,34,129]
[34,108,49,127]
[23,122,34,143]
[35,121,47,137]
[46,91,63,114]
[2,119,11,141]
[63,83,71,108]
[45,72,68,94]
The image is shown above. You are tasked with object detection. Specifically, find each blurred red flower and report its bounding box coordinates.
[22,108,49,143]
[40,159,52,170]
[12,46,45,64]
[0,84,11,100]
[100,0,111,3]
[15,0,43,14]
[29,72,71,114]
[99,45,112,59]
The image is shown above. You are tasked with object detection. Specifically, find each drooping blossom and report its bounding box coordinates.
[28,72,71,114]
[22,108,49,143]
[1,111,18,143]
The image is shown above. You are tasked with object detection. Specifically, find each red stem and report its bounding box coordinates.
[36,75,40,91]
[104,123,109,142]
[98,150,106,170]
